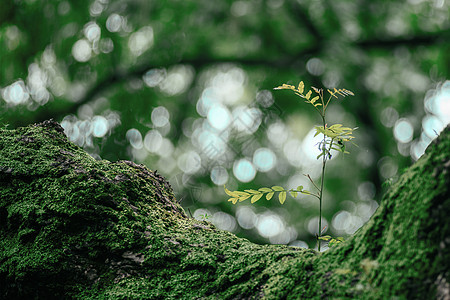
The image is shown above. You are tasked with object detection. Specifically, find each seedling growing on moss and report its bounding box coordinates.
[199,213,210,221]
[225,81,356,251]
[318,235,345,247]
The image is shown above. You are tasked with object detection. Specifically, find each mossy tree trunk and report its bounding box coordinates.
[1,120,449,299]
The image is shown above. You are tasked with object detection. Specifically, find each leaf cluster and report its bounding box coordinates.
[315,124,357,160]
[274,81,354,116]
[275,81,357,158]
[224,185,312,205]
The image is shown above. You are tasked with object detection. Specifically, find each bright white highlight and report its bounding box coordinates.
[394,118,414,143]
[253,148,276,172]
[72,39,92,62]
[233,159,256,182]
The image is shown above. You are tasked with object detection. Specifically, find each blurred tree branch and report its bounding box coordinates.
[357,29,450,49]
[17,26,447,128]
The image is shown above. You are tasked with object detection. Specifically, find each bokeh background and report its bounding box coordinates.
[1,0,449,250]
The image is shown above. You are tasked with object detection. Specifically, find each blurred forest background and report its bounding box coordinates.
[1,0,449,249]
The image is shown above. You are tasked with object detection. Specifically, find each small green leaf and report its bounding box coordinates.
[266,192,274,200]
[344,89,354,96]
[271,186,284,191]
[290,190,298,198]
[228,198,238,204]
[279,191,287,204]
[297,185,303,191]
[224,186,239,197]
[327,89,338,98]
[329,124,342,129]
[245,189,260,194]
[314,128,323,137]
[274,83,295,90]
[238,194,251,202]
[235,191,251,197]
[305,90,312,100]
[310,96,319,104]
[259,187,273,193]
[298,81,304,94]
[225,186,252,198]
[251,193,263,203]
[312,86,321,94]
[318,235,332,241]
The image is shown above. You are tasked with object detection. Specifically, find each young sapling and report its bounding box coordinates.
[225,81,357,251]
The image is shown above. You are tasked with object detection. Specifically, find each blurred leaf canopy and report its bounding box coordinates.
[1,0,449,248]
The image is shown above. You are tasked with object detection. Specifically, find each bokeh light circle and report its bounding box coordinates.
[233,158,256,182]
[210,166,229,185]
[72,39,92,62]
[253,148,276,172]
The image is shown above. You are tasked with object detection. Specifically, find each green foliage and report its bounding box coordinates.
[274,83,354,112]
[314,124,356,159]
[224,185,311,205]
[225,80,356,251]
[274,81,357,160]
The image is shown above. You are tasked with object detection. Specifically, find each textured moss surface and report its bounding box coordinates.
[1,120,449,299]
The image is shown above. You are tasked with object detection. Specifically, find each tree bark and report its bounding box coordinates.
[1,120,449,299]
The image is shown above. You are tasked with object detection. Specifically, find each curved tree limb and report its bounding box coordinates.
[0,120,448,299]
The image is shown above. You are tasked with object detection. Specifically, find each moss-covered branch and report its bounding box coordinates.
[1,120,449,299]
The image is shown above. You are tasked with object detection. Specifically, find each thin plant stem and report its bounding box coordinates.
[318,115,327,252]
[304,174,321,193]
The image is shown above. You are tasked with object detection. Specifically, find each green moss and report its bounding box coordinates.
[1,120,449,299]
